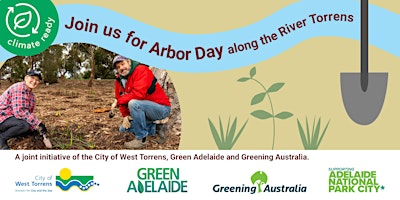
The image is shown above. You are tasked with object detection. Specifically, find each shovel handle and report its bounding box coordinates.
[361,0,368,92]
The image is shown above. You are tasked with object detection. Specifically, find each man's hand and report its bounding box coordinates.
[122,116,133,129]
[38,123,47,135]
[111,99,117,109]
[109,99,118,118]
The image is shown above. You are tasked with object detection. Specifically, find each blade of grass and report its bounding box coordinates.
[311,118,321,149]
[306,117,310,146]
[311,117,316,143]
[225,116,231,144]
[208,118,222,149]
[69,128,73,147]
[316,120,330,148]
[297,119,309,150]
[218,116,225,145]
[231,119,249,148]
[226,117,238,145]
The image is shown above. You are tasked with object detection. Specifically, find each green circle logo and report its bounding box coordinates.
[0,0,59,56]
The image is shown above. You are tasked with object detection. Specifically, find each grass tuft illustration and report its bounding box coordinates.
[208,116,248,150]
[296,117,330,150]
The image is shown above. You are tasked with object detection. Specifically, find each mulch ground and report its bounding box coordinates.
[0,79,181,150]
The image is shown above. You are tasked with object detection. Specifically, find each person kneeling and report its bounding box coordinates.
[0,70,48,150]
[112,55,171,149]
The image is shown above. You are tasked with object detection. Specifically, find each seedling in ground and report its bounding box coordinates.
[238,66,293,150]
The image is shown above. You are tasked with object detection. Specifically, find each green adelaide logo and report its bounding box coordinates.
[0,0,59,56]
[127,168,188,193]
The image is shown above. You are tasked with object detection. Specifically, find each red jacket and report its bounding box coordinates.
[115,64,171,117]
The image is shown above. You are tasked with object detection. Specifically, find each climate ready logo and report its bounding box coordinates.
[0,0,59,56]
[213,171,307,194]
[328,168,385,192]
[127,168,188,193]
[55,168,99,191]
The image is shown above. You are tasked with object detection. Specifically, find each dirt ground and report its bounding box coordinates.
[0,78,181,150]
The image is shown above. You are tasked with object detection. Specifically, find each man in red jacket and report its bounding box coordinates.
[113,55,171,149]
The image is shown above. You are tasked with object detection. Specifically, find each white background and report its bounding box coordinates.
[0,150,397,200]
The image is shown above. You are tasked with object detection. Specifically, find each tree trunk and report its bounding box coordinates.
[150,67,181,132]
[29,56,33,70]
[9,73,13,83]
[150,67,169,88]
[87,46,95,87]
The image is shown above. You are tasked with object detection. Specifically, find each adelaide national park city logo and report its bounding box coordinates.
[328,168,385,193]
[127,167,188,193]
[0,0,59,56]
[56,168,99,191]
[212,171,307,194]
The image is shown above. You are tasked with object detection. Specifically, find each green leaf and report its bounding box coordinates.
[267,82,285,93]
[231,119,249,148]
[311,118,321,149]
[225,116,232,146]
[316,120,330,148]
[208,118,222,148]
[251,92,266,105]
[297,119,309,150]
[275,112,293,119]
[306,117,311,146]
[138,181,144,193]
[15,12,32,29]
[237,77,250,82]
[226,117,237,145]
[218,116,225,144]
[251,110,273,119]
[249,67,256,78]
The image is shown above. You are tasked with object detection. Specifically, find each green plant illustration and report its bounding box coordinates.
[238,66,293,150]
[297,117,330,150]
[251,171,268,193]
[208,116,248,150]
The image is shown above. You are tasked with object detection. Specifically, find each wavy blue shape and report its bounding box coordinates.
[56,180,96,191]
[0,0,399,72]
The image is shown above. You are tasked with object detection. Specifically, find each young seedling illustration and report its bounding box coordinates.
[297,117,330,150]
[251,171,268,193]
[208,116,248,150]
[238,66,293,150]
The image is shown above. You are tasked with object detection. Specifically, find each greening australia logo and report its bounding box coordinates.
[0,0,59,56]
[127,168,188,193]
[213,171,307,194]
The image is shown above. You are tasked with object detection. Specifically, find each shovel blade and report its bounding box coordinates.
[340,72,388,125]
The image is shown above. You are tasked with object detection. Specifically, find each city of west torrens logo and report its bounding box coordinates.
[0,0,59,56]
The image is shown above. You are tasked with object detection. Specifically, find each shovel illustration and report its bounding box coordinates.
[340,0,388,125]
